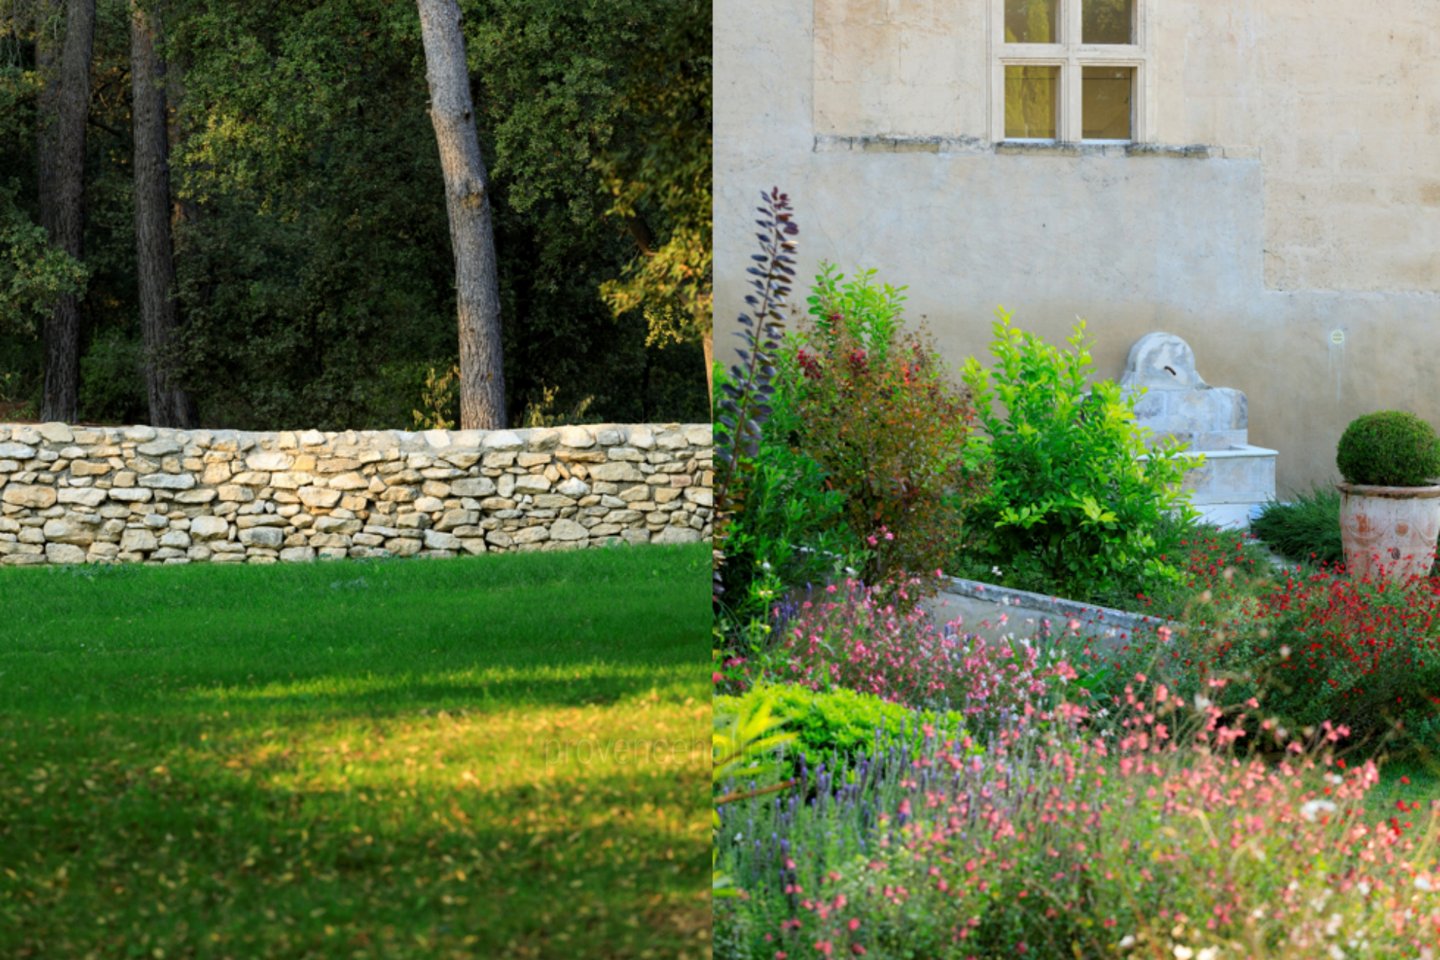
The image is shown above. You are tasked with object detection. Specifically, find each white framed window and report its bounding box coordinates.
[990,0,1149,143]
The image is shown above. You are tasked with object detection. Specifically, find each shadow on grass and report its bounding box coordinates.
[0,756,710,960]
[1,660,705,722]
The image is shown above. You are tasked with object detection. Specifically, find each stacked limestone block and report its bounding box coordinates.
[0,421,712,566]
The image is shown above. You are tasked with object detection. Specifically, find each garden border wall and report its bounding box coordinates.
[926,576,1173,653]
[0,422,711,566]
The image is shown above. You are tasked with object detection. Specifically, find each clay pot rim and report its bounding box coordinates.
[1337,481,1440,500]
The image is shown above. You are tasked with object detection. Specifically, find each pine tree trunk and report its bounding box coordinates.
[416,0,506,430]
[38,0,95,424]
[130,0,196,428]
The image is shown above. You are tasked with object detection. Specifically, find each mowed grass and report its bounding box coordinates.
[0,544,710,959]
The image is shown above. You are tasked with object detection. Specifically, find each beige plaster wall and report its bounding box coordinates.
[716,0,1440,495]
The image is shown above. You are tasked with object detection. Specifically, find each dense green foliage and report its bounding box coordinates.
[713,362,859,626]
[1251,488,1345,566]
[712,190,839,632]
[0,0,708,428]
[959,311,1197,603]
[0,544,710,958]
[790,266,984,584]
[1336,410,1440,487]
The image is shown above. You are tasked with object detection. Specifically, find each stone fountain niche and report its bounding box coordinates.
[1119,332,1278,528]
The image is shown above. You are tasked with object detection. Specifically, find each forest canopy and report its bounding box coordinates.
[0,0,710,429]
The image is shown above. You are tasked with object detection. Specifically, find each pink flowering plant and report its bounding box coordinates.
[715,677,1440,960]
[767,575,1079,728]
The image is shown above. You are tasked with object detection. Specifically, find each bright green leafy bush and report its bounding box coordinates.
[1336,410,1440,487]
[717,683,971,771]
[959,310,1197,602]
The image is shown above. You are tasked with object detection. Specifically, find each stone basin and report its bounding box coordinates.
[1122,333,1278,529]
[1164,443,1279,528]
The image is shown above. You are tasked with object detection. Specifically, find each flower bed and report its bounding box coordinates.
[716,679,1440,960]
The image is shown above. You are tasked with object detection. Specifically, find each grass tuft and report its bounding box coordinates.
[1250,487,1344,566]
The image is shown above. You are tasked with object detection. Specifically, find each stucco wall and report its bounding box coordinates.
[0,422,711,566]
[716,0,1440,495]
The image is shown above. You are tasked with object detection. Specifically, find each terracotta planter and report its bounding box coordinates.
[1337,482,1440,581]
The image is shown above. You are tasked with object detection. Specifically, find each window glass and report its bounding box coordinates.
[1005,65,1060,138]
[1004,0,1058,43]
[1083,0,1133,44]
[1082,66,1133,139]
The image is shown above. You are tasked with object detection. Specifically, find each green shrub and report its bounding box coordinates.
[717,683,971,771]
[789,267,985,584]
[1250,488,1344,566]
[805,263,906,363]
[959,310,1198,603]
[1336,410,1440,486]
[715,189,799,619]
[714,363,864,629]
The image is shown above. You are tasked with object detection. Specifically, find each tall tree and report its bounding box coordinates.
[129,0,194,426]
[415,0,505,429]
[591,0,711,399]
[37,0,94,422]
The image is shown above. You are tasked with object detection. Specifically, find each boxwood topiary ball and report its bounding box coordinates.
[1336,410,1440,487]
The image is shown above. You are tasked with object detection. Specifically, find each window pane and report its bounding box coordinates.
[1082,66,1133,139]
[1083,0,1134,44]
[1005,65,1059,139]
[1004,0,1058,43]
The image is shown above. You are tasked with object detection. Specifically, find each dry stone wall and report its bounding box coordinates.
[0,421,711,566]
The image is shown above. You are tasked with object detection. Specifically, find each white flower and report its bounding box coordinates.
[1119,935,1136,950]
[1415,874,1435,892]
[1193,694,1213,710]
[1324,913,1342,937]
[1198,948,1220,960]
[1328,946,1345,960]
[1174,947,1194,960]
[992,566,1003,577]
[1300,799,1338,822]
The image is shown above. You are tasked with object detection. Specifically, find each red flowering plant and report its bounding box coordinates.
[1181,565,1440,752]
[785,267,986,587]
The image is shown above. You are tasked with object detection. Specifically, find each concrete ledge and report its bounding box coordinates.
[814,134,991,155]
[925,575,1173,653]
[813,136,1227,159]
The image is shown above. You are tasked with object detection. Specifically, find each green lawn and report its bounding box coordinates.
[0,545,710,959]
